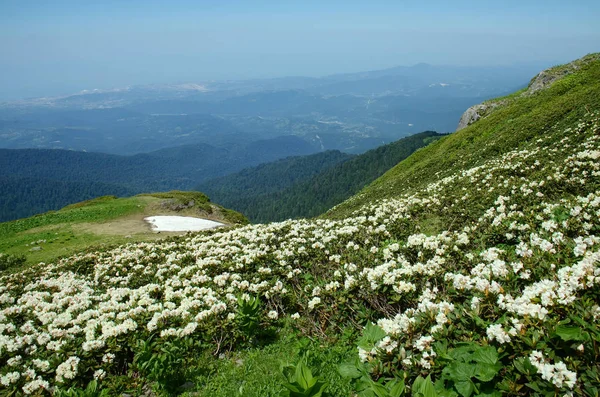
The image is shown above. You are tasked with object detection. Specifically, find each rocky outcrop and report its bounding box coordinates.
[456,102,502,131]
[456,53,600,131]
[526,53,600,96]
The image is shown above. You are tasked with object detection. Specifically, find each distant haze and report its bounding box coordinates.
[1,0,599,100]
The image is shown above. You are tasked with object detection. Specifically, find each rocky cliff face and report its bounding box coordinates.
[456,53,600,131]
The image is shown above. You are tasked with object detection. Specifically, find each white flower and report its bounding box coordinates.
[307,297,321,311]
[55,356,80,383]
[486,324,511,344]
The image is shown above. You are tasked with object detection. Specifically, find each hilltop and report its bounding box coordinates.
[0,191,246,267]
[0,54,599,396]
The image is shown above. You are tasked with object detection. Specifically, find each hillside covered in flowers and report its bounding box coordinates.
[1,54,600,396]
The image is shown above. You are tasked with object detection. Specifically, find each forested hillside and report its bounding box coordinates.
[0,136,315,221]
[197,150,354,206]
[201,131,442,222]
[0,177,135,222]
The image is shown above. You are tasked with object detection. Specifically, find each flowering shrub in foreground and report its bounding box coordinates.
[0,112,599,395]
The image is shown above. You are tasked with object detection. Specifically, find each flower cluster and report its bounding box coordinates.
[0,112,599,393]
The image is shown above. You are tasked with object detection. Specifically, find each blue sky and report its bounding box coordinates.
[1,0,599,100]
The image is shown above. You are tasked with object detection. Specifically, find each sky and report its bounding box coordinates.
[1,0,599,100]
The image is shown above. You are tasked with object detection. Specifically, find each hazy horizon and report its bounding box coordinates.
[1,0,599,100]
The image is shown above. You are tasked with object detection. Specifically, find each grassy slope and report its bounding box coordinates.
[326,54,600,220]
[2,55,599,396]
[189,56,600,395]
[0,191,247,265]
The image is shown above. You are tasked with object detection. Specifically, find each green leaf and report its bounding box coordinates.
[283,382,302,394]
[445,363,477,382]
[412,375,437,397]
[454,380,475,397]
[473,363,501,382]
[358,390,378,397]
[370,382,391,397]
[514,357,537,375]
[306,380,328,397]
[295,361,315,390]
[448,344,477,362]
[359,322,387,349]
[339,362,362,379]
[472,347,498,365]
[525,382,542,393]
[555,325,589,342]
[388,379,406,397]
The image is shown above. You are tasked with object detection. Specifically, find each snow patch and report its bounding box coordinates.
[144,216,224,232]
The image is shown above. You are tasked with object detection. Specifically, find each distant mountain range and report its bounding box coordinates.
[0,61,545,222]
[0,62,541,155]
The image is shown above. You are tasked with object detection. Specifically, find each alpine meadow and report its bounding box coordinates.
[1,52,600,396]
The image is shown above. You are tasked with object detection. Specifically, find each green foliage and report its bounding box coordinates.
[281,360,328,397]
[436,344,502,397]
[0,177,136,223]
[340,360,405,397]
[133,335,198,393]
[54,380,109,397]
[3,55,600,396]
[0,253,26,272]
[0,134,316,222]
[358,323,387,350]
[412,376,437,397]
[237,296,262,339]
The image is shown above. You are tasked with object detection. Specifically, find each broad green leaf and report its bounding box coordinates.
[359,323,387,348]
[454,380,475,397]
[514,357,537,375]
[370,382,391,397]
[472,347,498,365]
[525,382,542,393]
[389,379,406,397]
[338,362,362,379]
[307,380,328,397]
[555,325,589,342]
[358,390,377,397]
[283,382,302,393]
[412,375,437,397]
[473,363,501,382]
[295,361,314,390]
[445,363,476,382]
[448,345,476,362]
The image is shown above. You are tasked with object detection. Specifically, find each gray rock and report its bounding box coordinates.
[29,246,42,252]
[456,102,502,131]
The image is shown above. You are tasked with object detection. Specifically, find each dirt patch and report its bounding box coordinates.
[72,215,152,236]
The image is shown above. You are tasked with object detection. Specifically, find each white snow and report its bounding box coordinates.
[144,216,224,232]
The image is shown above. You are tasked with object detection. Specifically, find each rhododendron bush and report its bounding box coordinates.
[1,113,599,395]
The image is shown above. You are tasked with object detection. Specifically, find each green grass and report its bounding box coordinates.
[0,191,247,266]
[0,196,144,263]
[0,196,143,237]
[189,327,356,397]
